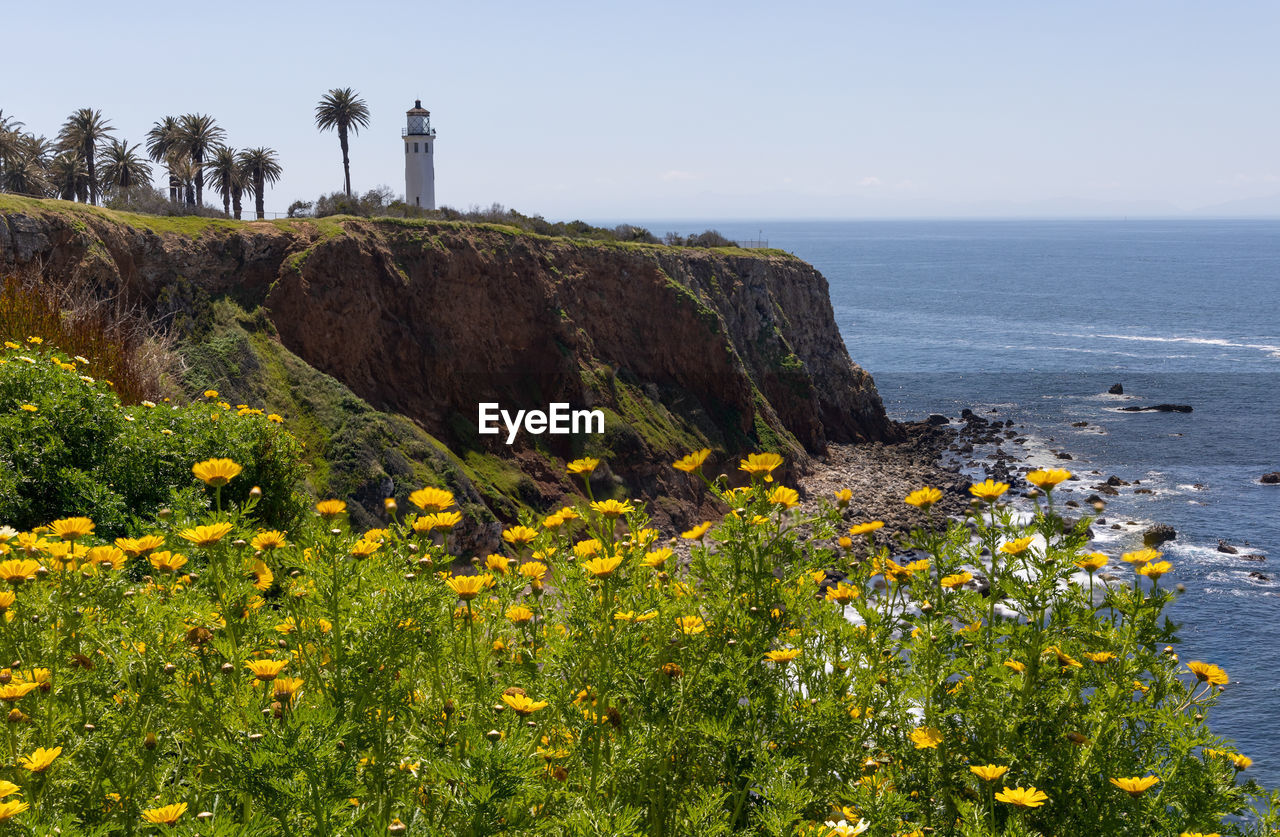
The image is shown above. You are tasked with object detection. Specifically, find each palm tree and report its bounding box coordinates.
[1,137,50,197]
[238,147,282,220]
[203,145,242,217]
[0,111,24,181]
[146,117,182,203]
[97,139,152,197]
[169,154,198,207]
[314,88,370,197]
[177,113,225,207]
[47,151,89,201]
[57,108,114,205]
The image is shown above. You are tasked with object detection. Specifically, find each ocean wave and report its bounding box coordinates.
[1091,333,1280,358]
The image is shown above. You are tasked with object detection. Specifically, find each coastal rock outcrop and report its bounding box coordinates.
[0,196,893,532]
[1143,524,1177,547]
[1260,472,1280,484]
[1119,404,1193,413]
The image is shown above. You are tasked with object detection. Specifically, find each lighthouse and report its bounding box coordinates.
[403,99,436,210]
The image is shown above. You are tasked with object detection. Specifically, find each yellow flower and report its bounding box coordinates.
[0,591,13,611]
[1136,561,1172,581]
[909,726,943,749]
[1000,537,1035,556]
[833,488,853,506]
[825,583,860,605]
[1179,833,1221,837]
[486,554,512,574]
[1075,553,1108,573]
[1122,548,1162,566]
[590,499,633,518]
[566,457,600,475]
[50,517,95,540]
[676,615,706,635]
[192,457,243,487]
[502,525,539,547]
[642,548,672,569]
[1230,754,1252,771]
[1085,651,1117,663]
[250,560,274,590]
[904,486,943,508]
[245,658,288,681]
[848,521,884,536]
[19,746,61,772]
[673,448,711,473]
[149,551,188,573]
[940,572,973,589]
[273,677,304,703]
[0,683,38,702]
[519,561,549,584]
[268,413,284,423]
[445,573,494,601]
[116,534,165,557]
[970,764,1009,782]
[179,522,234,547]
[1186,661,1229,686]
[681,522,713,541]
[425,511,462,531]
[0,559,41,585]
[573,539,602,559]
[1044,645,1083,668]
[18,404,36,413]
[251,530,288,551]
[968,479,1009,501]
[349,539,381,558]
[1109,776,1159,797]
[506,605,534,623]
[86,545,125,571]
[767,486,800,509]
[315,499,348,518]
[763,648,801,665]
[502,692,549,715]
[203,389,219,398]
[1026,468,1071,489]
[141,802,187,826]
[995,786,1049,808]
[739,452,784,482]
[1003,660,1026,674]
[583,555,623,578]
[409,486,455,511]
[0,799,28,821]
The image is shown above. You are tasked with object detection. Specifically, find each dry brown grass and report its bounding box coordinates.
[0,271,176,403]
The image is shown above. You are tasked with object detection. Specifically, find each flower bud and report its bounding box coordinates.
[143,732,157,750]
[250,486,262,498]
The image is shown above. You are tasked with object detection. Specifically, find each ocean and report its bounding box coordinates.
[655,218,1280,789]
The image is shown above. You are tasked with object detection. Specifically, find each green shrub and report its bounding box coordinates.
[0,338,306,535]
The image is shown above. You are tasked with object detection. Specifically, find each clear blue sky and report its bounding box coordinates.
[6,1,1279,218]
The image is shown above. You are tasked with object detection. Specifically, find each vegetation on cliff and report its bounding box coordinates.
[0,344,1271,835]
[0,195,884,544]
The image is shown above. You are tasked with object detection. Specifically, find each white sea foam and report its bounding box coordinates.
[1092,333,1280,359]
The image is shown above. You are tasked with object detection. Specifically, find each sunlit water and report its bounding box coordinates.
[643,218,1280,788]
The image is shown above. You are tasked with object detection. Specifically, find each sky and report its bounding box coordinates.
[5,0,1280,219]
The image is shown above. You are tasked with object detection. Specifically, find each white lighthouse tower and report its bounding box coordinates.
[403,99,436,210]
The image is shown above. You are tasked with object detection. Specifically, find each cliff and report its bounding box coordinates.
[0,195,892,542]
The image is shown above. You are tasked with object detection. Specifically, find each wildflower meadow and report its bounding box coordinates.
[0,338,1272,836]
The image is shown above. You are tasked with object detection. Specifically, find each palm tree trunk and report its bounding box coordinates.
[232,187,242,220]
[84,139,98,205]
[222,188,230,217]
[194,152,204,207]
[255,172,265,219]
[340,125,351,196]
[185,181,195,206]
[168,170,179,202]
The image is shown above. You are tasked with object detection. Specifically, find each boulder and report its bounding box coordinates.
[1241,553,1266,563]
[1119,404,1193,413]
[1249,571,1271,582]
[1143,524,1176,547]
[1217,540,1238,555]
[1261,472,1280,485]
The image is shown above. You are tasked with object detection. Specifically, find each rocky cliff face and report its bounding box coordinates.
[0,196,892,536]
